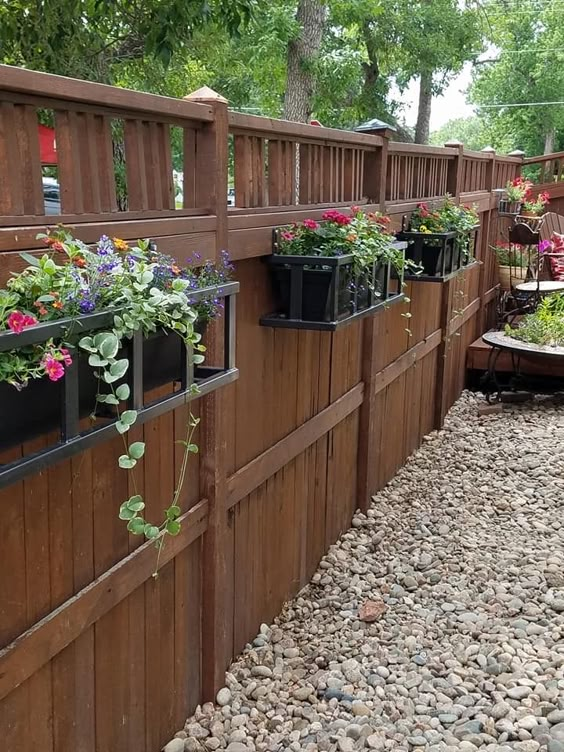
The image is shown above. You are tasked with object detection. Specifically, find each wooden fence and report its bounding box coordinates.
[0,65,522,752]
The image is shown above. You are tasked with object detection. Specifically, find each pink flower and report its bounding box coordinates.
[539,240,552,253]
[42,354,65,382]
[302,219,319,230]
[322,210,351,226]
[281,231,295,242]
[60,348,73,366]
[7,311,38,334]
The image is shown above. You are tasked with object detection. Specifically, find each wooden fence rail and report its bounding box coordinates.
[0,64,526,752]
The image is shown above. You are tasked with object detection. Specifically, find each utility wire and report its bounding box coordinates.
[477,100,564,107]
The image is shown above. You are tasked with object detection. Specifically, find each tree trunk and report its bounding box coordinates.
[283,0,327,122]
[543,127,555,182]
[414,70,433,144]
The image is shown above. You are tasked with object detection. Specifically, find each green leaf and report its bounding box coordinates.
[166,505,181,520]
[127,495,145,512]
[128,441,145,459]
[140,271,154,285]
[119,501,136,520]
[144,524,160,539]
[187,443,199,453]
[121,410,137,426]
[118,454,137,469]
[116,383,130,401]
[109,359,129,379]
[99,333,119,359]
[104,394,119,405]
[127,517,146,535]
[19,251,41,267]
[165,520,181,536]
[78,336,96,353]
[115,420,130,434]
[96,394,108,403]
[36,294,55,303]
[88,353,108,367]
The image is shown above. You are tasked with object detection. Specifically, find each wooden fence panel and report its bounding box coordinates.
[0,63,526,752]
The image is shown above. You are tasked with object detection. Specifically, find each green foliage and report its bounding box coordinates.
[0,0,261,81]
[507,293,564,347]
[430,117,491,151]
[469,0,564,155]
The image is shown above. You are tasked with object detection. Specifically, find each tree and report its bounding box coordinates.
[0,0,259,82]
[469,1,564,161]
[430,117,491,151]
[283,0,328,121]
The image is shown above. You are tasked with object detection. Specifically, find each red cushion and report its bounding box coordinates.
[551,232,564,251]
[549,256,564,281]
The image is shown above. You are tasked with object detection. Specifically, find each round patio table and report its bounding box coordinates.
[481,330,564,401]
[515,280,564,294]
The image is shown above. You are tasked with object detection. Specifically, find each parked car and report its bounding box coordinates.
[43,177,61,215]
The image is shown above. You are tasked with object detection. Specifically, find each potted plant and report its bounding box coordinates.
[0,230,233,449]
[521,189,550,217]
[499,177,531,215]
[262,207,410,329]
[491,242,528,291]
[398,196,479,278]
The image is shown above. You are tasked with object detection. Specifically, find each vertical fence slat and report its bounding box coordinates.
[124,119,149,211]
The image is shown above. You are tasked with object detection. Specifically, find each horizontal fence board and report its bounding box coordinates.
[227,382,364,509]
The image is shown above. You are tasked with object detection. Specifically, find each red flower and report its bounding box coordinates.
[7,311,38,334]
[42,354,65,382]
[322,210,351,226]
[302,219,319,230]
[73,256,86,268]
[281,230,295,242]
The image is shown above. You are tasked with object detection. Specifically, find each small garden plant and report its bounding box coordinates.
[0,228,233,568]
[506,293,564,347]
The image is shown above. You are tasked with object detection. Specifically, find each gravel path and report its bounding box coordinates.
[169,392,564,752]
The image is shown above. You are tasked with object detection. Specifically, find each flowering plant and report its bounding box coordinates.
[276,206,411,276]
[0,228,233,560]
[505,176,532,203]
[0,229,232,389]
[410,196,478,235]
[522,189,550,216]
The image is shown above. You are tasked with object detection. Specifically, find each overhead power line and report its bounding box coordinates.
[477,100,564,107]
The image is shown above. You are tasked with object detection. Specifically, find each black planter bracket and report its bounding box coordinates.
[0,281,239,488]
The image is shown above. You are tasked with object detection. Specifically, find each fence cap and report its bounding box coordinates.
[508,149,525,157]
[185,86,228,104]
[444,139,463,148]
[481,146,496,153]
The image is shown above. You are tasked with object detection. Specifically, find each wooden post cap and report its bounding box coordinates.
[184,86,228,104]
[444,140,463,148]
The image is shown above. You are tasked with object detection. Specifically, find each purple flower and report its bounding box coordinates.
[97,235,115,256]
[539,240,552,253]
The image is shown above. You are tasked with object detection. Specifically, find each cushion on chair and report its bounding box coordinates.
[549,234,564,280]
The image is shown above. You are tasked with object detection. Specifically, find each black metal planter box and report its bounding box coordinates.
[261,244,406,331]
[0,281,239,488]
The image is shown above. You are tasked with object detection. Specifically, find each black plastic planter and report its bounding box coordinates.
[398,229,459,280]
[261,244,406,331]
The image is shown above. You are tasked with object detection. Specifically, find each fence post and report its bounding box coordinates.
[184,86,231,700]
[445,140,464,202]
[479,147,496,331]
[359,124,393,211]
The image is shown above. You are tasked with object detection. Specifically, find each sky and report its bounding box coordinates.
[394,63,476,132]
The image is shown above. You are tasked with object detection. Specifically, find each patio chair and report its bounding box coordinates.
[499,220,564,323]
